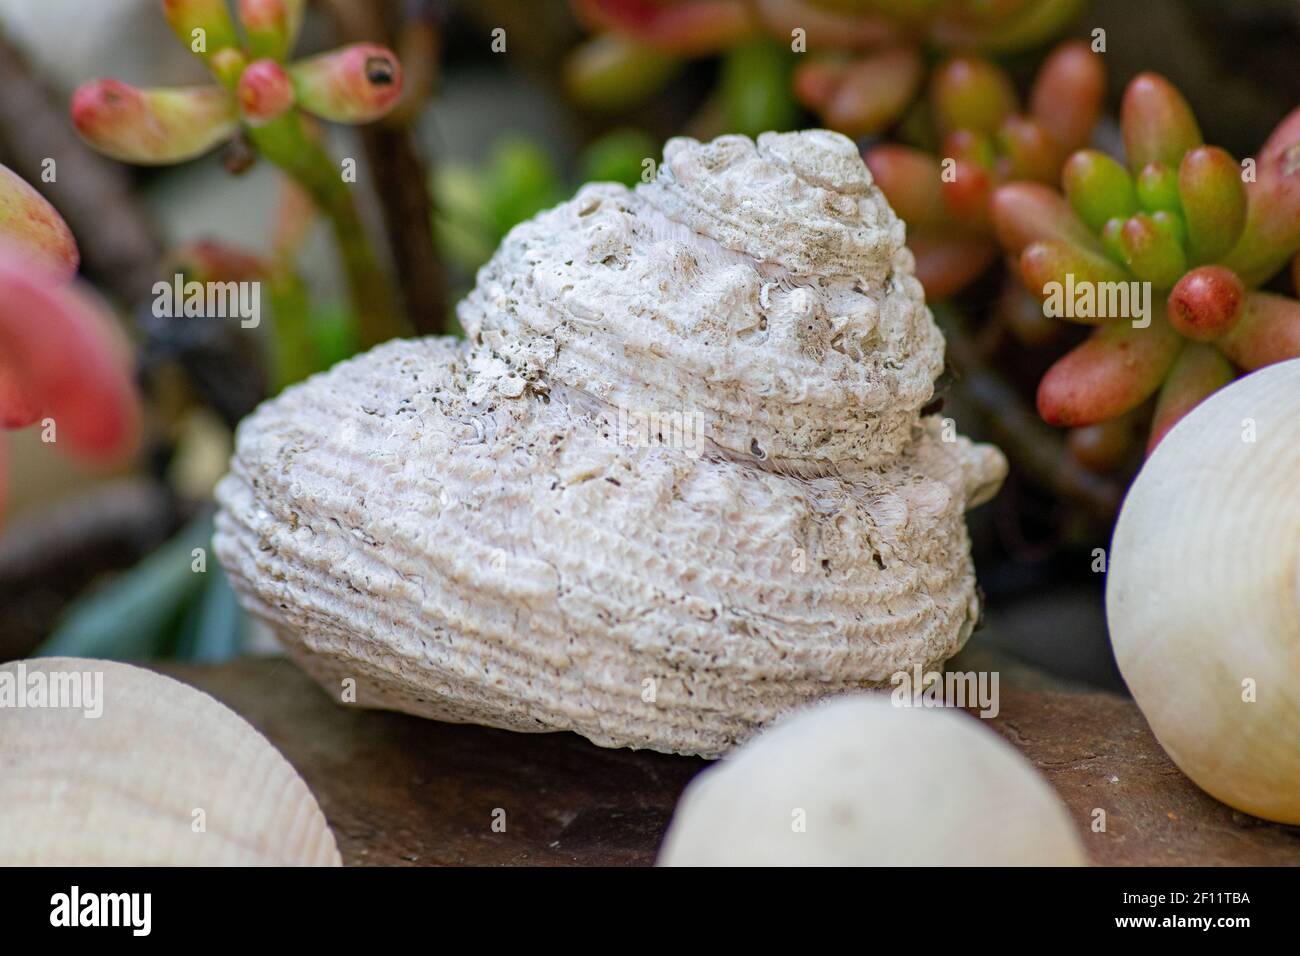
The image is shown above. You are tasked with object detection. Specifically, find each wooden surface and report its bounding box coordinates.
[161,658,1300,866]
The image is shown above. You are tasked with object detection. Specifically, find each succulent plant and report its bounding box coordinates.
[991,73,1300,457]
[0,164,141,521]
[565,0,1088,138]
[864,39,1103,298]
[70,0,407,348]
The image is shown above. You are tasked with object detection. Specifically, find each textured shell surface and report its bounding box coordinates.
[0,658,340,865]
[1107,359,1300,824]
[215,130,1006,758]
[657,695,1087,866]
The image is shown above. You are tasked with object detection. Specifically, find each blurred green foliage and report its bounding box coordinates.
[37,512,247,663]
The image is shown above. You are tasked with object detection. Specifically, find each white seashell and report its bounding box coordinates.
[215,130,1006,758]
[657,695,1086,865]
[0,658,340,865]
[1107,359,1300,824]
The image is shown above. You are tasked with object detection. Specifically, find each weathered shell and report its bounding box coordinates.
[215,130,1006,758]
[657,695,1087,865]
[0,658,340,865]
[1107,359,1300,824]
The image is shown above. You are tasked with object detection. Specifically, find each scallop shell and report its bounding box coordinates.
[1107,359,1300,824]
[215,130,1006,758]
[657,695,1086,866]
[0,658,340,865]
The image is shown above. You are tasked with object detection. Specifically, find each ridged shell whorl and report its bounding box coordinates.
[457,130,939,469]
[214,130,1006,758]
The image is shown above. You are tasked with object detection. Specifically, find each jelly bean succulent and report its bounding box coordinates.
[863,39,1103,298]
[70,0,407,347]
[566,0,1088,135]
[991,73,1300,458]
[0,165,142,520]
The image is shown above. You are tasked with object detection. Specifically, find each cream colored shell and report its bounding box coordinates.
[1107,359,1300,824]
[215,130,1006,758]
[0,658,340,865]
[657,695,1087,865]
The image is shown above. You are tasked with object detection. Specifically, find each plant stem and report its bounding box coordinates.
[249,113,407,348]
[321,0,448,334]
[934,303,1124,521]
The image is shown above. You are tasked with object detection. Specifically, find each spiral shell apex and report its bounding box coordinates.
[215,130,1006,757]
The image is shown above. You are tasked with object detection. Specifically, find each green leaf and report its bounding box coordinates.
[580,129,659,188]
[173,563,246,663]
[37,513,214,661]
[721,39,799,138]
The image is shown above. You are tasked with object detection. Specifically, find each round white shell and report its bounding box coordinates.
[0,658,340,865]
[657,694,1087,865]
[1107,359,1300,824]
[215,131,1006,758]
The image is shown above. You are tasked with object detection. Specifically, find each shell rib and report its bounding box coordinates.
[1107,359,1300,824]
[215,130,1006,758]
[0,658,340,865]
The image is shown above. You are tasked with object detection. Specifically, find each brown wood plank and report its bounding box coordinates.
[159,658,1300,866]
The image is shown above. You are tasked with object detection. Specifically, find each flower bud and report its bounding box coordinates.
[1020,239,1132,316]
[1167,265,1245,341]
[996,115,1060,183]
[1215,292,1300,370]
[571,0,754,56]
[1068,416,1136,472]
[289,44,404,124]
[930,57,1017,135]
[1037,309,1181,427]
[239,0,306,62]
[863,145,945,227]
[1147,343,1234,453]
[1173,146,1247,265]
[1119,212,1187,289]
[1029,40,1104,154]
[1135,162,1180,213]
[811,47,922,137]
[940,158,992,228]
[1094,216,1122,260]
[1150,208,1186,249]
[564,35,681,112]
[1220,106,1300,286]
[1121,72,1202,172]
[162,0,241,64]
[990,181,1098,255]
[71,79,238,164]
[239,59,295,125]
[906,233,996,301]
[1062,149,1138,232]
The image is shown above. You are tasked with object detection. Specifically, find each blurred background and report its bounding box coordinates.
[2,0,1298,690]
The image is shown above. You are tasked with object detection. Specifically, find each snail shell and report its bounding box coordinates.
[215,131,1006,757]
[0,658,340,865]
[658,695,1087,865]
[1107,358,1300,824]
